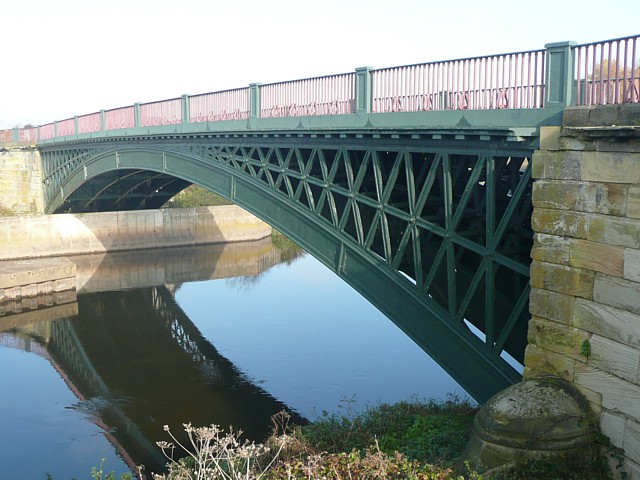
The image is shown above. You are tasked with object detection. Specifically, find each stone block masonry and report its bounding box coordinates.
[0,258,77,317]
[0,145,44,214]
[525,104,640,478]
[0,205,272,260]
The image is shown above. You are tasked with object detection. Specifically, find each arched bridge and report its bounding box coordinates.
[5,35,639,402]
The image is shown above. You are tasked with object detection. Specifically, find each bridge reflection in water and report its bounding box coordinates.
[0,238,306,474]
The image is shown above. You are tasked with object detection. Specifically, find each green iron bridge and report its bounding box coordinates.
[3,35,638,402]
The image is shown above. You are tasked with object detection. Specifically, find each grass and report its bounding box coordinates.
[150,396,619,479]
[299,395,477,468]
[166,185,233,208]
[55,395,621,479]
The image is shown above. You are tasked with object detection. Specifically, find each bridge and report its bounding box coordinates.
[1,35,639,406]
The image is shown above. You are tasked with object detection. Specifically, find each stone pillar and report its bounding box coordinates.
[526,104,640,478]
[0,146,45,215]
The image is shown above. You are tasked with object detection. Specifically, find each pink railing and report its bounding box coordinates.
[105,106,135,130]
[39,123,55,140]
[78,112,101,133]
[575,35,639,106]
[1,35,638,144]
[260,73,355,118]
[56,118,75,137]
[19,127,38,142]
[372,50,546,113]
[190,88,250,122]
[140,98,182,127]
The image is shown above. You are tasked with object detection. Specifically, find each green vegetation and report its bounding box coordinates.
[151,397,483,480]
[53,396,621,479]
[271,230,304,264]
[298,395,476,467]
[167,185,233,208]
[0,204,15,216]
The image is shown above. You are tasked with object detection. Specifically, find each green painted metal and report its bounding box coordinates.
[249,83,262,118]
[355,67,374,114]
[545,41,578,107]
[36,106,564,147]
[39,128,534,402]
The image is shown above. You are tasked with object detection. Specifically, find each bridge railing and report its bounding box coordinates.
[78,112,101,134]
[575,35,639,105]
[372,50,546,112]
[140,98,182,126]
[2,34,638,144]
[260,73,356,118]
[189,87,250,122]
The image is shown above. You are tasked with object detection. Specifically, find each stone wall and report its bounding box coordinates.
[525,104,640,478]
[0,205,272,260]
[0,145,44,215]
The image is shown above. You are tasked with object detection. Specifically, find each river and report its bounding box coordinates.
[0,237,466,479]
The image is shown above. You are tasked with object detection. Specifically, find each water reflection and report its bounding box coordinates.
[0,239,304,477]
[0,237,464,478]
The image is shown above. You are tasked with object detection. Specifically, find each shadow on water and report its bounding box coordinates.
[0,238,306,474]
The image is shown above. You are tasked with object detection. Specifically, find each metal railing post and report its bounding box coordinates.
[54,120,58,140]
[181,94,190,124]
[12,127,19,143]
[544,41,577,107]
[100,110,106,132]
[355,66,373,114]
[134,103,141,127]
[74,116,79,136]
[249,83,262,118]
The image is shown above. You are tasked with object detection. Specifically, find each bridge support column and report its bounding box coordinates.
[525,104,640,477]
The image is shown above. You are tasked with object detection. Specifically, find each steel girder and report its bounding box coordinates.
[39,131,533,402]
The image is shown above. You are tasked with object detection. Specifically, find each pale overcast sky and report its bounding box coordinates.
[1,0,638,128]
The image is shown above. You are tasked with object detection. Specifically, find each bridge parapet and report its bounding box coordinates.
[525,103,640,476]
[2,35,637,145]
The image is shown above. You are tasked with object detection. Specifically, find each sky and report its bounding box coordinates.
[1,0,638,129]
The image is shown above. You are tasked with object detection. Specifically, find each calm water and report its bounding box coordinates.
[0,239,466,479]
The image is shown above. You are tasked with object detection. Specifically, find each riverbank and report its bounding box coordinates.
[0,205,271,260]
[119,395,614,480]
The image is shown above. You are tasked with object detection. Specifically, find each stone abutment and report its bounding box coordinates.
[525,104,640,477]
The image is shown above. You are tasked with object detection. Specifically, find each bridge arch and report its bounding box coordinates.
[40,131,534,402]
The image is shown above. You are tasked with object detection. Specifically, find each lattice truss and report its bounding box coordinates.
[178,140,533,361]
[42,137,533,364]
[42,146,190,211]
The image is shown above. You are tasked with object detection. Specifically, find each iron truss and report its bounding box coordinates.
[39,130,534,402]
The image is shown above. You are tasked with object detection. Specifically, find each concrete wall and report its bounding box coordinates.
[525,104,640,478]
[0,145,44,215]
[0,205,272,260]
